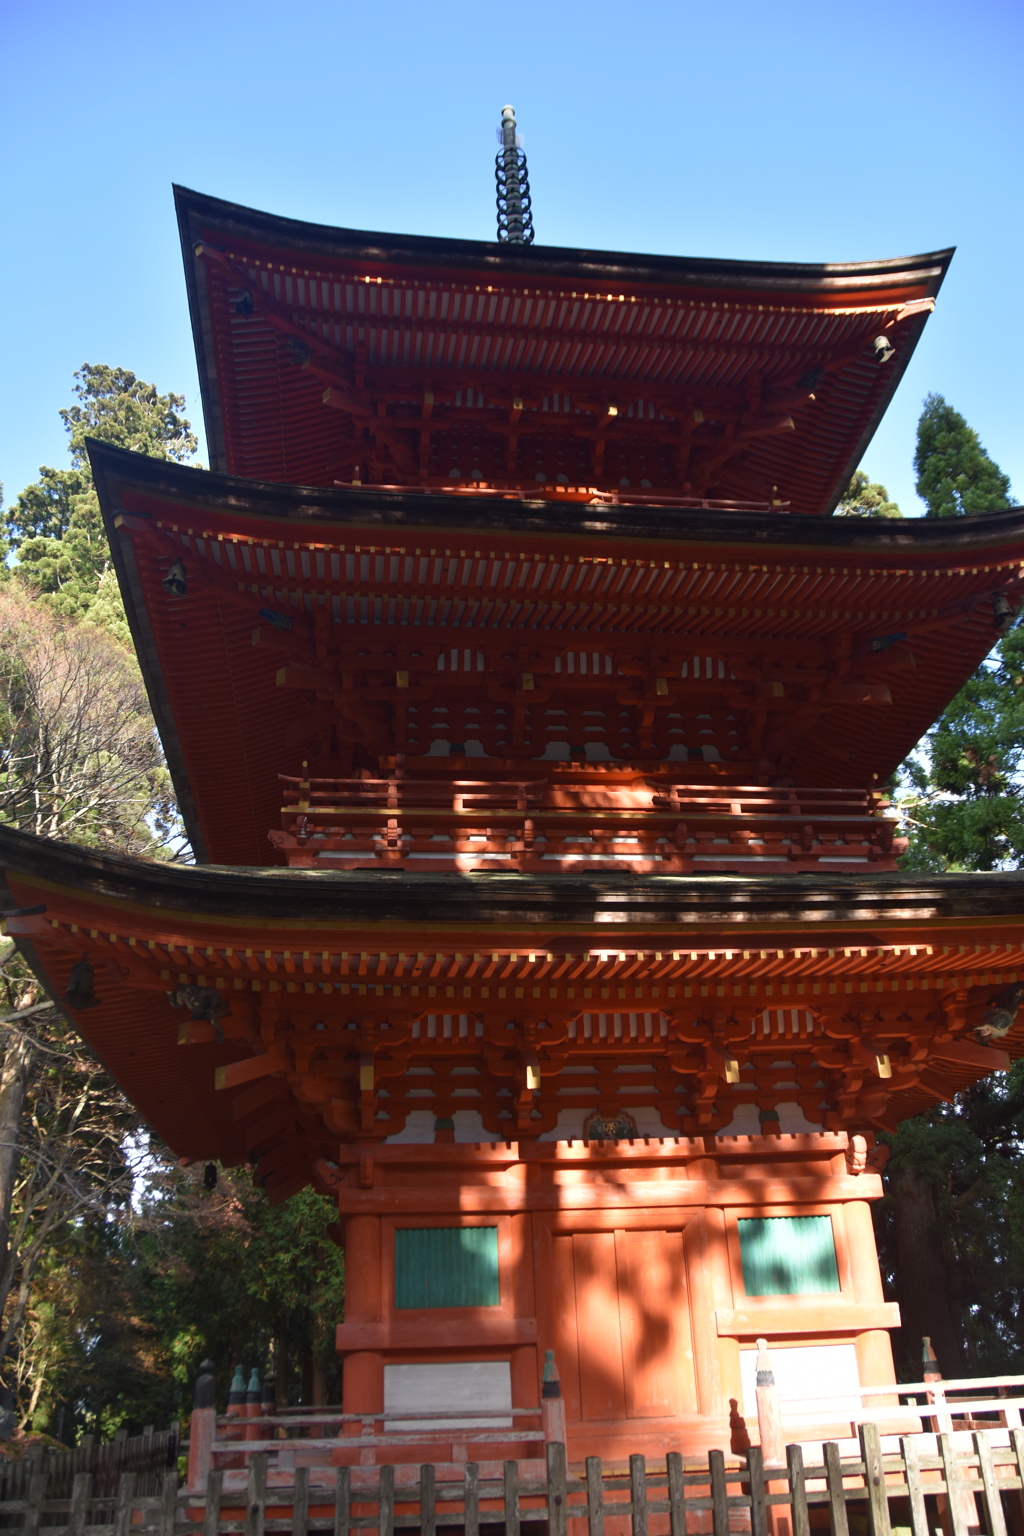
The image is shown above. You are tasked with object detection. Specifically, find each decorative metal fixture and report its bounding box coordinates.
[495,105,534,245]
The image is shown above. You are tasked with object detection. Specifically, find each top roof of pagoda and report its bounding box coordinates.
[175,186,951,516]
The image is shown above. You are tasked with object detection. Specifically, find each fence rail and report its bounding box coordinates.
[5,1423,1024,1536]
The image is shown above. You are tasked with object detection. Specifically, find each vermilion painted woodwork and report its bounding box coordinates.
[1,197,1020,1463]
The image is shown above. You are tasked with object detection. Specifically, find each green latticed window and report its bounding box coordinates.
[738,1215,841,1296]
[394,1226,500,1309]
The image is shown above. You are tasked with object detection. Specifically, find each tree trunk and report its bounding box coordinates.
[890,1167,966,1376]
[0,1031,34,1276]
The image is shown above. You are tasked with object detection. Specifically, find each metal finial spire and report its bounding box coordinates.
[495,105,534,245]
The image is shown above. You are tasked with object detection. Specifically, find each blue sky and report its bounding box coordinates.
[2,0,1020,516]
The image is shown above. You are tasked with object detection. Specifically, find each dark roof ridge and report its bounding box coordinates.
[173,184,954,294]
[88,438,1024,554]
[4,823,1024,928]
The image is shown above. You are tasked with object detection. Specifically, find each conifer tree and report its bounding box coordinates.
[4,366,198,631]
[915,392,1013,518]
[836,469,902,518]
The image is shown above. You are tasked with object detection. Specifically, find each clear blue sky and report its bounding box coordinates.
[2,0,1020,516]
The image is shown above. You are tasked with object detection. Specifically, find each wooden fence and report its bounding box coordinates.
[4,1423,1024,1536]
[0,1424,179,1503]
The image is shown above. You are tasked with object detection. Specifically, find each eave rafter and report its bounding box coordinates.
[196,242,931,492]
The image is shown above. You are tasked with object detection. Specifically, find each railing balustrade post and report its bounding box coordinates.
[542,1350,567,1447]
[755,1339,784,1469]
[188,1360,217,1493]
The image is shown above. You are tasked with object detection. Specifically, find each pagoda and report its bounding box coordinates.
[4,109,1024,1466]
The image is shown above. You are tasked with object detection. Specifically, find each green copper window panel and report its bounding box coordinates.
[394,1226,500,1309]
[737,1216,841,1296]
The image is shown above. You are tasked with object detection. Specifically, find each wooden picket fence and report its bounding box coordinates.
[4,1423,1024,1536]
[0,1424,179,1503]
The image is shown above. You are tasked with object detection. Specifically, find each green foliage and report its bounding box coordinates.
[898,625,1024,870]
[915,392,1013,518]
[874,1063,1024,1375]
[4,365,198,633]
[835,469,903,518]
[898,401,1020,870]
[22,1161,344,1437]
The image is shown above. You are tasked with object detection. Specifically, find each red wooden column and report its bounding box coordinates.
[341,1215,384,1422]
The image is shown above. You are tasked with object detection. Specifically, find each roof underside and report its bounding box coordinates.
[175,187,952,517]
[3,823,1024,1182]
[92,443,1024,867]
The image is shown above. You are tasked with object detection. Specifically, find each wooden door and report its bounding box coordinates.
[548,1226,697,1424]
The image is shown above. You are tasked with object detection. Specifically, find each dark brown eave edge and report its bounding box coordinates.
[90,439,1024,554]
[91,449,209,862]
[4,822,1024,929]
[172,184,954,482]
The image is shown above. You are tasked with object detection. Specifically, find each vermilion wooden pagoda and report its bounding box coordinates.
[4,183,1024,1464]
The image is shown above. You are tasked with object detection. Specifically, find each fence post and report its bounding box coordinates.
[202,1468,223,1536]
[293,1467,310,1536]
[746,1446,769,1536]
[755,1339,785,1469]
[859,1423,892,1536]
[504,1459,520,1536]
[420,1464,436,1536]
[542,1350,567,1448]
[378,1465,395,1536]
[158,1467,178,1536]
[67,1470,91,1536]
[244,1451,267,1536]
[21,1458,48,1536]
[188,1359,217,1493]
[709,1449,730,1536]
[586,1457,605,1536]
[938,1432,971,1536]
[666,1452,685,1536]
[113,1472,137,1536]
[900,1437,928,1536]
[547,1442,568,1536]
[333,1466,350,1536]
[972,1432,1006,1536]
[630,1454,648,1536]
[786,1443,810,1536]
[465,1464,480,1536]
[824,1443,850,1536]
